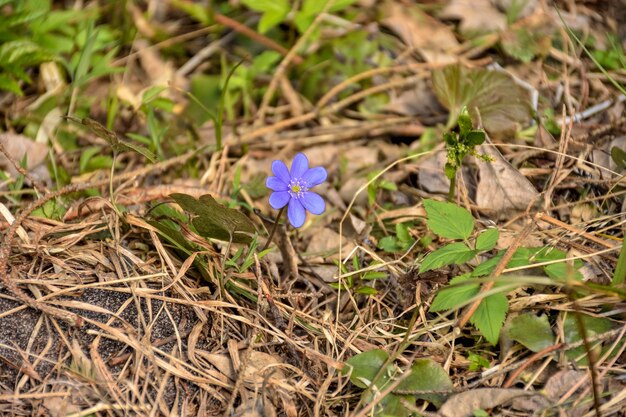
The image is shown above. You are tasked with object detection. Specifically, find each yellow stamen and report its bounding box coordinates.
[291,185,301,193]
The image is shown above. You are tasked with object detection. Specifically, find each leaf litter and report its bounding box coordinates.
[0,1,625,417]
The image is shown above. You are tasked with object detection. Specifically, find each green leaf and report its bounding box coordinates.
[507,313,554,352]
[356,286,378,295]
[466,130,486,146]
[142,85,168,105]
[543,263,583,281]
[146,220,196,252]
[470,292,508,345]
[378,235,401,253]
[170,193,256,244]
[395,222,411,243]
[611,146,626,169]
[0,73,23,95]
[430,274,478,312]
[563,313,615,364]
[240,0,290,33]
[475,228,499,252]
[472,248,530,277]
[344,349,391,389]
[31,199,66,220]
[424,199,474,240]
[420,242,476,273]
[396,358,453,407]
[432,64,532,135]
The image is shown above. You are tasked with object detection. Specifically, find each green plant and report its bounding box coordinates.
[331,254,386,296]
[343,349,453,416]
[422,199,584,345]
[0,0,62,95]
[378,222,415,254]
[441,108,488,200]
[590,34,626,71]
[239,0,357,35]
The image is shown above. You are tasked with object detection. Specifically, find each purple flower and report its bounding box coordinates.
[266,153,327,228]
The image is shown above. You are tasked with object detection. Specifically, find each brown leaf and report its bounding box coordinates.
[440,0,507,35]
[43,397,81,417]
[0,133,48,175]
[475,142,539,218]
[439,388,540,417]
[382,1,458,64]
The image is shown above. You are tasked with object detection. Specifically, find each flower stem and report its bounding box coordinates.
[261,206,285,251]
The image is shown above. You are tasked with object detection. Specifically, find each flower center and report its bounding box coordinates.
[288,178,308,199]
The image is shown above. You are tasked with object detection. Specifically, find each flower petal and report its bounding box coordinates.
[290,153,309,179]
[269,191,290,209]
[302,166,327,187]
[266,176,288,191]
[300,192,325,215]
[287,198,306,228]
[271,160,291,184]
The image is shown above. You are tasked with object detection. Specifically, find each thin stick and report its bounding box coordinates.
[261,206,285,252]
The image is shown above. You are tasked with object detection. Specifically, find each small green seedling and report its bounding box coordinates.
[443,108,488,200]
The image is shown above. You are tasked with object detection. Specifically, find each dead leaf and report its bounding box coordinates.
[385,79,446,117]
[0,133,48,173]
[417,150,474,196]
[43,396,81,417]
[440,0,507,35]
[432,64,533,136]
[544,370,587,400]
[382,1,459,64]
[306,228,356,260]
[439,388,541,417]
[418,151,451,195]
[475,141,539,218]
[339,177,368,206]
[203,351,285,385]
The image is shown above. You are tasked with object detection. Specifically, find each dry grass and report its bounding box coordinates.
[1,1,626,416]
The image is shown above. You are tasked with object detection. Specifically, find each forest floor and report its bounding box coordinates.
[0,1,625,416]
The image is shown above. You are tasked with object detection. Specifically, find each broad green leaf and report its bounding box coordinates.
[507,313,554,352]
[395,222,411,243]
[396,358,453,407]
[0,73,23,95]
[611,146,626,169]
[168,0,213,24]
[472,247,531,277]
[378,236,401,253]
[529,247,583,281]
[430,274,478,312]
[432,64,532,135]
[566,313,615,338]
[470,292,508,345]
[475,228,499,252]
[466,130,486,146]
[241,0,290,33]
[31,199,66,220]
[170,193,256,244]
[424,199,474,240]
[344,349,391,389]
[419,242,476,273]
[543,263,583,281]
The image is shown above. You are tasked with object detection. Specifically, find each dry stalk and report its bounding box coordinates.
[0,150,197,326]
